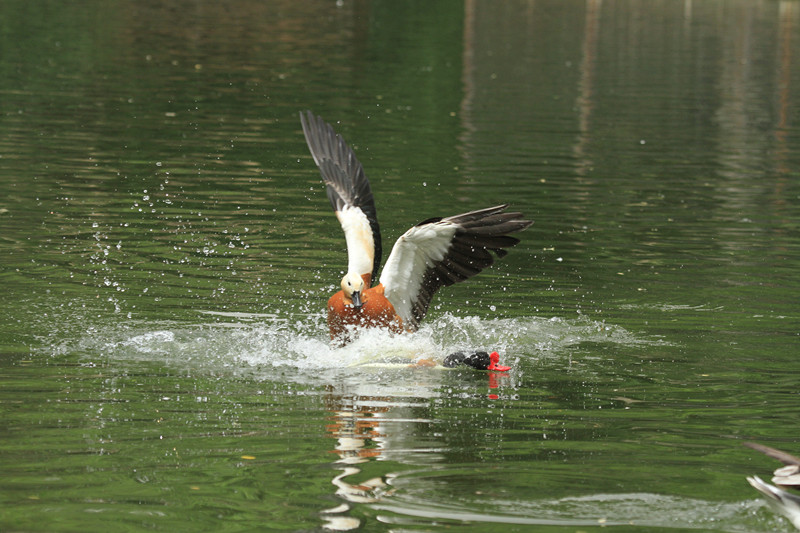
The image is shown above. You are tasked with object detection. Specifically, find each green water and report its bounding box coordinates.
[2,1,799,531]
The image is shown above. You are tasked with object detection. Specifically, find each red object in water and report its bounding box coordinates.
[487,351,511,372]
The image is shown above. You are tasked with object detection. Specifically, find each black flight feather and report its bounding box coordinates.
[407,205,533,328]
[300,111,382,278]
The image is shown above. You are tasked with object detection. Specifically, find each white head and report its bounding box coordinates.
[340,273,365,309]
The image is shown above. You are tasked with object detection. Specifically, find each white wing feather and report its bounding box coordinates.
[336,206,374,276]
[379,221,458,326]
[747,476,800,529]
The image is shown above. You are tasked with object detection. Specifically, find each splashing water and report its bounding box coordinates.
[34,307,659,382]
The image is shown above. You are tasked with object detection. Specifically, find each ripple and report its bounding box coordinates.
[373,489,776,531]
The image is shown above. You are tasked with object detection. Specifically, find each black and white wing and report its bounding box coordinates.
[299,111,382,278]
[379,205,532,330]
[745,442,800,529]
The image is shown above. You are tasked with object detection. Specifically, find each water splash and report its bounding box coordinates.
[35,309,660,381]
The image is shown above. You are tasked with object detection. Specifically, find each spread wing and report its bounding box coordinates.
[745,442,800,493]
[744,442,800,467]
[299,111,382,280]
[379,205,532,330]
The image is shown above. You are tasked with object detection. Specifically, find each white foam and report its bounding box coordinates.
[39,311,661,380]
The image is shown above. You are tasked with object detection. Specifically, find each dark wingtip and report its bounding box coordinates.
[407,204,532,326]
[298,111,384,277]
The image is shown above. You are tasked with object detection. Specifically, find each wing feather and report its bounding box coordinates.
[744,442,800,467]
[300,111,382,278]
[380,204,533,329]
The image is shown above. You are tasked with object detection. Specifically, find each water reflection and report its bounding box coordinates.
[317,367,776,531]
[573,0,601,178]
[775,2,796,177]
[322,388,397,531]
[319,359,517,529]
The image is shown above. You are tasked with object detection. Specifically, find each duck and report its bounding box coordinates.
[744,441,800,529]
[443,351,511,371]
[299,111,533,345]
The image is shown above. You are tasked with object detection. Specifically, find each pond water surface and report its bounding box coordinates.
[2,1,800,532]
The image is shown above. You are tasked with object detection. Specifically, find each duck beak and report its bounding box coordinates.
[350,291,363,310]
[487,351,511,372]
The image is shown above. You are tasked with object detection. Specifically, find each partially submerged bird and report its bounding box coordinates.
[443,351,511,371]
[299,111,532,344]
[744,441,800,529]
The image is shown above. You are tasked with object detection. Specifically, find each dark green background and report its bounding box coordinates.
[1,1,799,531]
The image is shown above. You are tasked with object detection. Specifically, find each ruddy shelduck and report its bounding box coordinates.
[300,111,533,344]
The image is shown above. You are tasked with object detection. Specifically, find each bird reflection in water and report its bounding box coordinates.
[318,367,513,531]
[320,387,396,531]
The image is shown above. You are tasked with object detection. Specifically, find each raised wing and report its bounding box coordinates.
[744,442,800,494]
[379,205,532,330]
[299,111,382,279]
[744,442,800,467]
